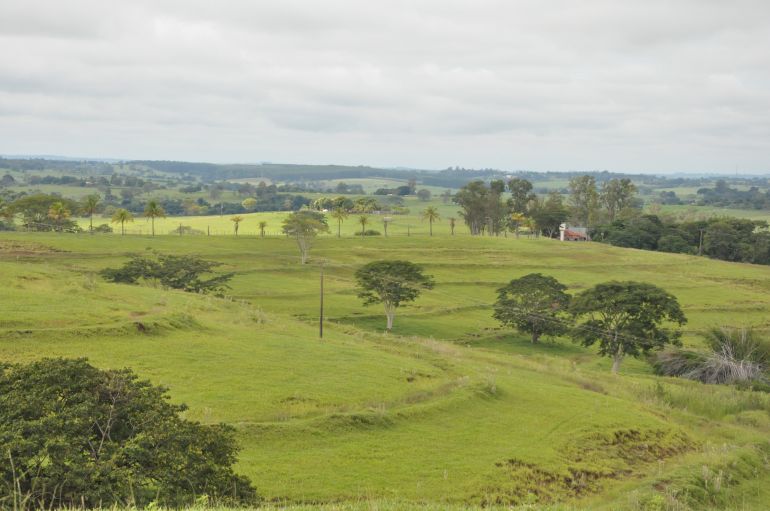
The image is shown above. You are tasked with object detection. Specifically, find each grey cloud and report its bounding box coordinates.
[0,0,769,171]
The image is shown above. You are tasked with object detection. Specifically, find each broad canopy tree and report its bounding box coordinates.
[570,281,686,373]
[281,210,329,264]
[0,358,257,508]
[493,273,570,344]
[355,260,434,331]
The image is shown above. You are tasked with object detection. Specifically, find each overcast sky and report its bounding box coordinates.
[1,1,769,173]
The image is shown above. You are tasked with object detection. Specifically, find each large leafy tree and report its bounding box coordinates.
[570,281,687,373]
[507,178,535,214]
[111,208,134,235]
[0,358,257,508]
[144,200,166,237]
[600,178,637,222]
[568,175,599,226]
[355,260,434,331]
[281,211,329,264]
[81,194,101,233]
[100,253,234,294]
[493,273,570,344]
[529,192,568,238]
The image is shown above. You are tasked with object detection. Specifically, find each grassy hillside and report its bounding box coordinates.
[1,233,769,509]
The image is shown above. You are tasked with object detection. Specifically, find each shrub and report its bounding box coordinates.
[651,328,770,385]
[92,223,113,233]
[0,358,258,509]
[356,229,381,236]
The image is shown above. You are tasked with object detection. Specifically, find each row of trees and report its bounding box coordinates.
[451,176,641,237]
[593,215,770,265]
[348,262,685,374]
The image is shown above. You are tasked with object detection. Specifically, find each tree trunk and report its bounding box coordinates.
[385,305,395,331]
[531,331,540,344]
[429,220,433,236]
[611,355,623,374]
[151,217,155,237]
[337,220,341,238]
[90,214,93,234]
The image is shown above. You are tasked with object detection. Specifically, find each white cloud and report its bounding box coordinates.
[0,0,769,172]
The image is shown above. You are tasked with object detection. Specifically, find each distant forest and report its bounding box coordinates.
[4,156,769,190]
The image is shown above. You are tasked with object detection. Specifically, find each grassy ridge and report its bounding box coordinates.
[1,233,769,509]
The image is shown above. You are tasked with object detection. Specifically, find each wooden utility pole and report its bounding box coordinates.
[319,263,324,339]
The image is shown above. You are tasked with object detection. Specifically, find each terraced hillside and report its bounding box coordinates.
[1,233,769,509]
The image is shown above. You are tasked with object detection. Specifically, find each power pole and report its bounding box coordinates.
[319,263,324,339]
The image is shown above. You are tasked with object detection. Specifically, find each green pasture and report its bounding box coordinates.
[1,233,769,509]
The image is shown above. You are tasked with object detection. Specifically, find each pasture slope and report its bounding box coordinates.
[1,232,769,510]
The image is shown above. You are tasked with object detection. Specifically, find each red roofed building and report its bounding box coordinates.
[559,224,590,241]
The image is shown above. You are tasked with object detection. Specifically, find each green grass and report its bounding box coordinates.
[1,233,769,509]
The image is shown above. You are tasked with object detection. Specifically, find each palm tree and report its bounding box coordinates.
[449,217,456,236]
[330,207,348,238]
[81,194,101,233]
[144,200,166,237]
[111,208,134,236]
[382,217,392,237]
[358,215,369,237]
[258,220,267,238]
[231,215,244,236]
[47,202,71,231]
[421,206,440,236]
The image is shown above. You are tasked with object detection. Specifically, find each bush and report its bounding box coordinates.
[356,229,381,236]
[100,253,233,294]
[92,223,113,233]
[0,358,258,508]
[651,328,770,385]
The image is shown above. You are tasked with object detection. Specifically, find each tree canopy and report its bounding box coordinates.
[493,273,570,344]
[355,260,434,331]
[570,281,687,373]
[281,210,329,264]
[0,358,257,509]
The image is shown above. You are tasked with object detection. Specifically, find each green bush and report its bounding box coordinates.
[0,358,258,509]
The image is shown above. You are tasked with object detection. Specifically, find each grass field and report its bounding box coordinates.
[1,233,770,509]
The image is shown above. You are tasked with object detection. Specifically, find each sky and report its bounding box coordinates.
[1,0,769,173]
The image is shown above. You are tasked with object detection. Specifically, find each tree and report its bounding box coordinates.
[330,207,348,238]
[449,217,456,235]
[507,178,535,214]
[0,358,257,508]
[416,189,432,201]
[47,202,71,231]
[421,206,440,236]
[231,215,244,236]
[493,273,570,343]
[144,200,166,237]
[81,194,101,233]
[568,175,599,226]
[355,260,435,331]
[529,192,568,237]
[601,178,637,222]
[358,215,369,236]
[258,220,267,238]
[281,211,329,264]
[101,253,234,294]
[241,197,258,211]
[508,212,526,238]
[570,281,687,373]
[111,208,134,236]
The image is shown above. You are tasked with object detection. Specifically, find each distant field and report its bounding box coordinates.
[1,232,769,508]
[85,197,465,236]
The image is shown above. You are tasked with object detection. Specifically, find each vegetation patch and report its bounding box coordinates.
[478,429,695,506]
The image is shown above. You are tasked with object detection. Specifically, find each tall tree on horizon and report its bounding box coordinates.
[144,200,166,237]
